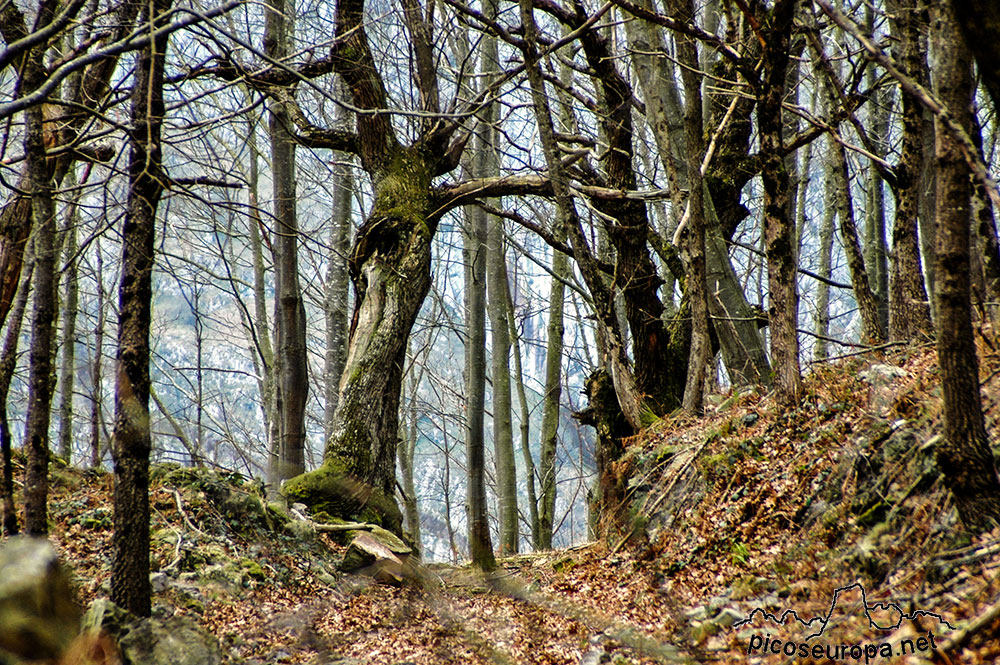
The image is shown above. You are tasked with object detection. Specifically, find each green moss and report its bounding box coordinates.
[281,462,403,535]
[240,559,265,581]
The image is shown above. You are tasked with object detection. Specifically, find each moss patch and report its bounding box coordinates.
[281,463,403,535]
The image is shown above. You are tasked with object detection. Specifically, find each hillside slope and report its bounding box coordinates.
[3,342,1000,664]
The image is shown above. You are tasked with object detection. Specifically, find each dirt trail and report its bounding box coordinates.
[224,544,691,665]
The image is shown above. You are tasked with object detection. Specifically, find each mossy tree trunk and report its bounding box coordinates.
[21,20,57,536]
[111,0,172,618]
[757,0,802,404]
[282,0,466,537]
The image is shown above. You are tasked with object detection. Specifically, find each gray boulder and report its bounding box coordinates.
[0,537,81,661]
[85,599,222,665]
[339,528,413,585]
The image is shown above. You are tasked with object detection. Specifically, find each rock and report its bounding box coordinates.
[713,607,743,628]
[283,518,316,542]
[82,598,133,637]
[118,614,222,665]
[859,364,907,384]
[85,598,221,665]
[150,572,169,594]
[0,537,81,660]
[741,413,759,427]
[339,531,412,585]
[579,648,607,665]
[684,605,710,621]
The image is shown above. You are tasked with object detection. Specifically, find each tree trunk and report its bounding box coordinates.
[0,0,139,335]
[478,10,517,553]
[0,248,33,536]
[888,0,934,340]
[758,0,802,404]
[89,239,105,469]
[810,38,885,344]
[464,179,496,570]
[57,172,80,464]
[488,225,517,553]
[673,0,710,414]
[537,238,567,550]
[624,4,770,389]
[22,35,57,536]
[325,84,353,440]
[931,1,1000,532]
[813,151,837,361]
[398,354,421,551]
[245,122,277,481]
[265,0,307,485]
[111,0,172,618]
[505,273,539,547]
[970,110,1000,321]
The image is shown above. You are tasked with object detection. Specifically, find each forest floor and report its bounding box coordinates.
[9,340,1000,664]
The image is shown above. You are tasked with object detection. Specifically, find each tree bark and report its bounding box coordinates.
[0,248,33,536]
[265,0,308,486]
[478,4,517,553]
[464,176,495,570]
[505,273,540,547]
[758,0,802,404]
[888,0,933,341]
[88,239,105,469]
[22,22,58,536]
[931,1,1000,532]
[672,0,709,414]
[111,0,172,618]
[537,237,567,550]
[324,134,352,442]
[813,150,837,361]
[57,171,80,464]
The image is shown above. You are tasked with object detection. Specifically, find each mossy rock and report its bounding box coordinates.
[281,464,403,535]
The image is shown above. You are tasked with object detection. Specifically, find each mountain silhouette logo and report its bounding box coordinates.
[732,582,955,640]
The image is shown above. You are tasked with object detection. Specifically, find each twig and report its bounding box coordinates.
[807,340,914,364]
[935,598,1000,655]
[172,489,206,535]
[313,521,379,533]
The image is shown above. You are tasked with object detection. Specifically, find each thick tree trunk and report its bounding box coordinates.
[931,2,1000,532]
[324,147,352,440]
[111,0,172,618]
[758,0,802,404]
[22,41,57,537]
[624,6,769,389]
[888,0,934,340]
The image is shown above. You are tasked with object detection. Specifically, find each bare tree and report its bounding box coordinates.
[110,0,173,618]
